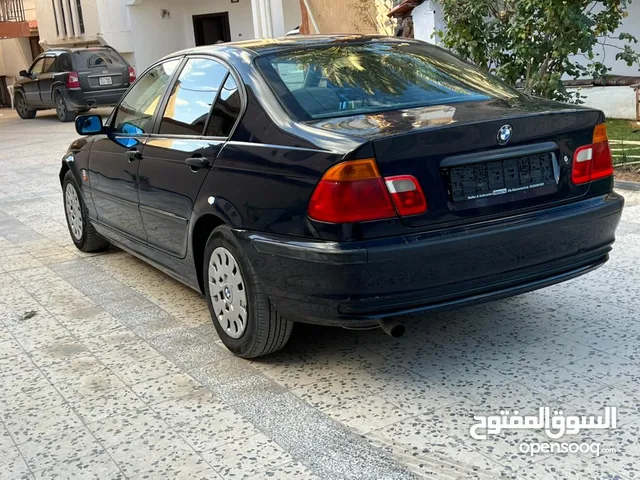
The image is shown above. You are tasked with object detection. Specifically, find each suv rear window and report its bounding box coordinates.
[72,49,127,68]
[256,42,523,120]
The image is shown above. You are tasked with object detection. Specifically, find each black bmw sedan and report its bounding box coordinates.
[60,36,623,358]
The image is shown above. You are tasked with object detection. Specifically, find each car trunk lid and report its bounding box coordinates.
[308,99,603,230]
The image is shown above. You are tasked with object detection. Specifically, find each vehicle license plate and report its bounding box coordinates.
[449,153,556,202]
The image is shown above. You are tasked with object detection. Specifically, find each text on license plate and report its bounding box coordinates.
[99,77,113,86]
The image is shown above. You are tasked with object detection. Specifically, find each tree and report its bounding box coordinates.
[437,0,640,102]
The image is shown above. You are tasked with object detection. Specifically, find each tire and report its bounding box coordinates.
[55,92,76,122]
[15,92,36,119]
[63,171,110,252]
[203,226,293,358]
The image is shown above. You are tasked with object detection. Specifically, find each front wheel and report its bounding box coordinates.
[55,93,76,122]
[203,226,293,358]
[63,171,110,252]
[15,93,36,119]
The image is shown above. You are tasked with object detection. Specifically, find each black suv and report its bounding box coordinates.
[13,46,135,122]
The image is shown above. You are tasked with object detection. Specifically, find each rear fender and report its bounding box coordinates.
[50,81,67,104]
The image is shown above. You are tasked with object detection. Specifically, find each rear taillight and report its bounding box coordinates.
[572,124,613,185]
[308,159,396,223]
[308,159,428,223]
[385,175,428,216]
[128,66,136,83]
[67,72,80,89]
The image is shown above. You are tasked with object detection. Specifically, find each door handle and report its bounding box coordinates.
[185,157,212,169]
[126,150,143,162]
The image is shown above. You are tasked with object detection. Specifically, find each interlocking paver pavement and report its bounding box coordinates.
[1,108,639,479]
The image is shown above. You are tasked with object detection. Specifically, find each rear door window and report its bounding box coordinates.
[113,59,181,134]
[158,58,229,136]
[58,54,72,72]
[206,74,242,137]
[43,56,57,73]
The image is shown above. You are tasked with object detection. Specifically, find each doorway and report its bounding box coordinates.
[193,13,231,46]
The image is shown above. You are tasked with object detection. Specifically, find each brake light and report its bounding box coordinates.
[308,159,429,223]
[308,158,397,223]
[385,175,428,216]
[572,124,613,185]
[67,72,80,89]
[128,66,136,83]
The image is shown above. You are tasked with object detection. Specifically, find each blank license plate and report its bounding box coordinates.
[449,153,556,202]
[99,77,113,86]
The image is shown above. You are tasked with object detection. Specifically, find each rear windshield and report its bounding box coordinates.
[256,42,523,120]
[72,49,127,68]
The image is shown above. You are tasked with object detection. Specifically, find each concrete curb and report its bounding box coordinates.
[615,179,640,191]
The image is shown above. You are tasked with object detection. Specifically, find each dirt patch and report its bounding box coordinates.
[615,165,640,183]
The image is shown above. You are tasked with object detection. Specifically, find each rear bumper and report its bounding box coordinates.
[235,193,624,327]
[64,87,128,109]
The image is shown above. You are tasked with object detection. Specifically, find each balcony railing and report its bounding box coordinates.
[0,0,26,23]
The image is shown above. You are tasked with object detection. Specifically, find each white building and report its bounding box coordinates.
[412,0,640,119]
[33,0,302,72]
[0,0,40,105]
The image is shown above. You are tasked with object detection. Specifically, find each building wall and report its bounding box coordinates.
[583,0,640,78]
[282,0,302,32]
[568,86,637,120]
[0,37,32,77]
[33,0,58,43]
[412,1,443,45]
[0,0,37,80]
[126,0,256,72]
[34,0,102,46]
[95,0,134,60]
[29,0,300,74]
[303,0,377,34]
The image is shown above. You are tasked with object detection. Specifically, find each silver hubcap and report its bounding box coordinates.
[208,246,248,339]
[65,183,83,241]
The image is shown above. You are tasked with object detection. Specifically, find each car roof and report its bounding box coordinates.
[169,35,421,59]
[42,46,117,55]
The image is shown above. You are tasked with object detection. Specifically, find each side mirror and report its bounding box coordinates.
[19,70,30,78]
[75,114,104,136]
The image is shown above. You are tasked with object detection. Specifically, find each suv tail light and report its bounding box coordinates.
[67,72,80,89]
[572,124,613,185]
[308,159,428,223]
[128,66,136,83]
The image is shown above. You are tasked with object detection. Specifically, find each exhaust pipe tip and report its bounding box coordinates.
[379,318,405,338]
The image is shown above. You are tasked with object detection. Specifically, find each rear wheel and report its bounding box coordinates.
[203,226,293,358]
[55,93,76,122]
[63,171,110,252]
[15,92,36,119]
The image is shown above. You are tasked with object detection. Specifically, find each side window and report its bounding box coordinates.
[206,75,241,138]
[113,59,181,135]
[58,54,72,72]
[43,56,57,74]
[30,58,46,75]
[158,58,228,136]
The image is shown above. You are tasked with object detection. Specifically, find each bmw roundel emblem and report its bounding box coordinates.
[497,124,513,145]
